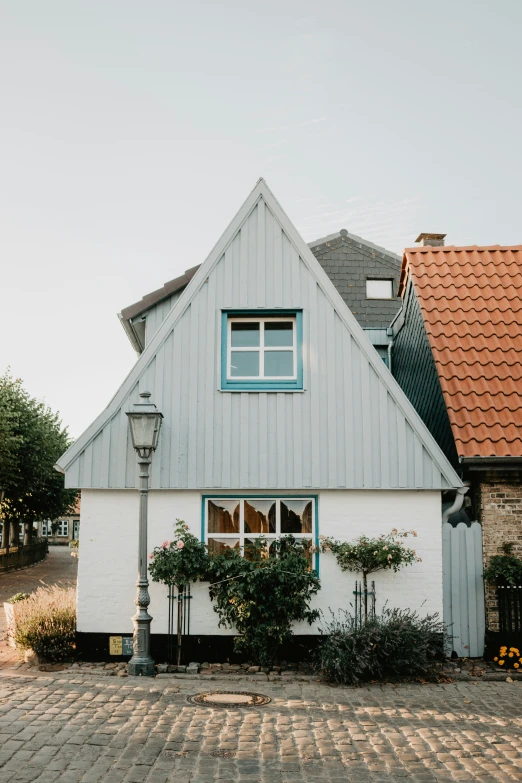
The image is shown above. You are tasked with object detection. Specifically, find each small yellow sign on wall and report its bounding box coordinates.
[109,636,123,655]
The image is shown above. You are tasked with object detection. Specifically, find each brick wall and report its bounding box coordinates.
[479,472,522,631]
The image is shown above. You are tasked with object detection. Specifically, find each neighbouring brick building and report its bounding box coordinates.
[390,236,522,647]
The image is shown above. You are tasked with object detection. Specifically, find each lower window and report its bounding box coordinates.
[204,496,316,567]
[57,521,69,537]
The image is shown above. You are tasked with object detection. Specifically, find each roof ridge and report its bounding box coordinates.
[308,228,402,262]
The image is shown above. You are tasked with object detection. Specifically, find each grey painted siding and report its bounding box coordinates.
[311,234,402,329]
[62,195,457,491]
[392,279,459,468]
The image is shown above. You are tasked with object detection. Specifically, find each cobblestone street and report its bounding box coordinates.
[0,671,521,782]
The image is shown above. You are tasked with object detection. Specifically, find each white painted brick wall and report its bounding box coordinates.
[77,489,442,634]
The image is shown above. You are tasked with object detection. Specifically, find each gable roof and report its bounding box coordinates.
[119,229,401,352]
[56,179,461,490]
[399,244,522,459]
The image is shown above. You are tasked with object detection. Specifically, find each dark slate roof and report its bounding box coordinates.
[310,229,402,329]
[119,228,402,349]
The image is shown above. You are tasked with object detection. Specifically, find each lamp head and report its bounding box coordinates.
[126,392,163,453]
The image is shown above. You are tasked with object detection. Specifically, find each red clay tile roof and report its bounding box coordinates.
[399,245,522,459]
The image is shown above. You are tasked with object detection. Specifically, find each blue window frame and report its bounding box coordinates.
[221,310,303,391]
[201,494,319,572]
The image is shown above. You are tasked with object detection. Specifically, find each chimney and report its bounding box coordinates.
[415,232,446,247]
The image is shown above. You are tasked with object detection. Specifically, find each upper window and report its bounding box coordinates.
[366,279,394,299]
[221,311,303,391]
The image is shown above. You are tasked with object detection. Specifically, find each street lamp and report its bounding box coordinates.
[126,391,163,676]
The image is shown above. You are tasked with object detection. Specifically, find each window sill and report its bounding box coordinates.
[220,383,304,393]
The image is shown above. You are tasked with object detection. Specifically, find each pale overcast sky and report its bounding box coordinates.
[1,0,521,438]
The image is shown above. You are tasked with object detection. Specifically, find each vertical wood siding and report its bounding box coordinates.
[66,198,454,490]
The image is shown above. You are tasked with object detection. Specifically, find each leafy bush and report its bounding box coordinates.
[483,542,522,585]
[9,592,30,603]
[315,607,446,685]
[148,520,209,587]
[13,586,76,662]
[208,536,320,667]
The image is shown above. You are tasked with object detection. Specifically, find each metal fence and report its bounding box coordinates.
[167,583,192,665]
[353,580,376,627]
[497,584,522,635]
[0,540,48,573]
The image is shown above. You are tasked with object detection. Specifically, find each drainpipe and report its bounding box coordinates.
[387,339,394,373]
[442,484,469,525]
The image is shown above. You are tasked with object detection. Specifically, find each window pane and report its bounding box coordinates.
[281,500,313,534]
[208,538,240,556]
[244,500,276,534]
[264,321,293,347]
[230,351,259,377]
[231,322,260,347]
[366,279,393,299]
[208,500,240,534]
[264,351,293,377]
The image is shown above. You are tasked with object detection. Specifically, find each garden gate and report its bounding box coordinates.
[442,520,485,657]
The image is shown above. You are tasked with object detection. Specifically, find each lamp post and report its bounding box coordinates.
[126,391,163,676]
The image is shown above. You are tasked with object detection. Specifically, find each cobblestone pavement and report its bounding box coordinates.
[0,672,521,782]
[0,547,77,667]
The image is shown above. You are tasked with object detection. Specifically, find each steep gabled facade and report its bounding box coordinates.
[57,180,461,660]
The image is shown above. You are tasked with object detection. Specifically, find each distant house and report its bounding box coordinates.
[56,180,461,661]
[39,497,81,545]
[390,236,522,653]
[120,229,402,367]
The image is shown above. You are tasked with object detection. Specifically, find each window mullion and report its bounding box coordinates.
[260,321,265,379]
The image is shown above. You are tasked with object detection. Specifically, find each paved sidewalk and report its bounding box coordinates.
[0,671,521,782]
[0,547,78,667]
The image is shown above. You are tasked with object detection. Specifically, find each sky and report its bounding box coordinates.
[1,0,521,438]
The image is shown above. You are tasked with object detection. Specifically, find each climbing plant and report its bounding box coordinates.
[207,536,320,667]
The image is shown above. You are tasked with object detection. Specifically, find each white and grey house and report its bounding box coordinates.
[56,179,462,661]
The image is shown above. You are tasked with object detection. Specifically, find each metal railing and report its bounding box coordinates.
[497,584,522,634]
[0,540,48,573]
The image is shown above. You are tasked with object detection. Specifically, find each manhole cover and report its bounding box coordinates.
[188,691,271,707]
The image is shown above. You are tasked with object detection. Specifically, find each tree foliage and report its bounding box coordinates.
[207,536,320,667]
[483,542,522,586]
[0,370,77,528]
[320,528,421,577]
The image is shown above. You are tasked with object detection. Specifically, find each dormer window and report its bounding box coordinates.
[221,310,303,391]
[366,279,394,299]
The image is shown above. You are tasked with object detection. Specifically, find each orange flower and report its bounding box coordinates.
[499,660,505,666]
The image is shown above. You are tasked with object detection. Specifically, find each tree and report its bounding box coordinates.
[0,370,78,545]
[321,529,421,620]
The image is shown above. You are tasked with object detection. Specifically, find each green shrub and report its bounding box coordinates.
[483,542,522,585]
[315,607,446,685]
[13,586,76,662]
[9,592,30,603]
[208,536,320,667]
